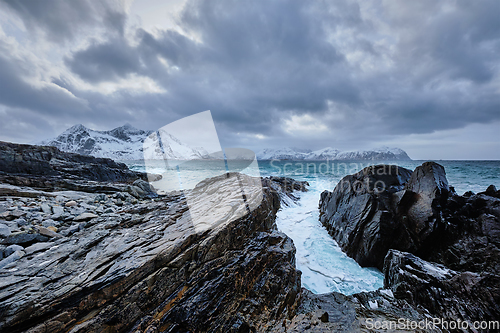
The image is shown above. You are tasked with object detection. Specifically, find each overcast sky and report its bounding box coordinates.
[0,0,499,159]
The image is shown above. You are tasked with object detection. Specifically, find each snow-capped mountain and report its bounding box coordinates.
[305,147,341,160]
[257,147,411,160]
[39,124,211,161]
[257,147,312,160]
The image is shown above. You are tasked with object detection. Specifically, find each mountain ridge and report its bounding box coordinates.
[39,124,209,161]
[40,124,411,161]
[257,146,411,160]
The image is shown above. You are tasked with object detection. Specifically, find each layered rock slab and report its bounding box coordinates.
[0,174,306,333]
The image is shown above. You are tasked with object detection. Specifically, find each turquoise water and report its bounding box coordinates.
[125,159,500,295]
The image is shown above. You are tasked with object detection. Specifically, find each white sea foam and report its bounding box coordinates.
[275,179,384,295]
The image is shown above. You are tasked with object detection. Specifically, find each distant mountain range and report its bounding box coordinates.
[256,147,411,160]
[39,124,411,161]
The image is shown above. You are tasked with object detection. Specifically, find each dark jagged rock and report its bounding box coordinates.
[319,164,413,269]
[320,161,500,331]
[384,249,500,326]
[0,141,158,198]
[270,288,442,332]
[319,162,457,269]
[426,190,500,275]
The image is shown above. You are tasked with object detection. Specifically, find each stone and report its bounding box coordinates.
[63,223,81,237]
[0,175,307,333]
[74,212,99,222]
[41,203,53,215]
[42,219,58,228]
[52,205,65,216]
[319,162,455,269]
[65,200,78,207]
[24,242,53,255]
[94,194,107,202]
[399,161,450,245]
[47,226,58,232]
[0,224,11,238]
[4,244,24,257]
[0,209,26,221]
[13,217,28,226]
[0,250,25,269]
[34,226,63,239]
[2,232,49,245]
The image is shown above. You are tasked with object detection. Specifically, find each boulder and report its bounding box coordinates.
[384,249,500,325]
[397,162,451,253]
[319,164,412,269]
[319,162,456,269]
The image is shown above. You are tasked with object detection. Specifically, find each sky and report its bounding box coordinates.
[0,0,499,160]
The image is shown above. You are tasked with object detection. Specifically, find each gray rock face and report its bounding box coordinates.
[398,162,451,249]
[319,162,454,269]
[319,161,500,331]
[319,164,413,269]
[384,249,500,325]
[0,174,307,333]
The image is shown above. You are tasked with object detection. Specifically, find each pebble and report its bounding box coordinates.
[74,213,99,222]
[4,244,24,257]
[65,201,77,207]
[0,223,11,238]
[0,250,25,269]
[40,203,52,215]
[34,226,63,239]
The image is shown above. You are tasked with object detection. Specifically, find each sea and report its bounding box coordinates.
[124,159,500,295]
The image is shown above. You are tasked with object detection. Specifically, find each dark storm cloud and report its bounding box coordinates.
[64,0,365,137]
[0,42,88,115]
[1,0,126,42]
[66,37,142,83]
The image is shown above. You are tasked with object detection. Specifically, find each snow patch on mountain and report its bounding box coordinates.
[257,146,411,160]
[39,124,211,161]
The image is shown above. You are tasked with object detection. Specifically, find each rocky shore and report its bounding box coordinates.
[320,161,500,330]
[0,142,311,332]
[1,142,498,332]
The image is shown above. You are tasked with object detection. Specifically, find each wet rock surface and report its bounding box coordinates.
[319,161,500,331]
[318,164,413,269]
[384,250,500,326]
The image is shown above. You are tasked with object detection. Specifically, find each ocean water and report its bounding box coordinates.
[125,159,500,295]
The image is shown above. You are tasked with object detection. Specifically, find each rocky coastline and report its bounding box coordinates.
[319,161,500,330]
[0,141,498,332]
